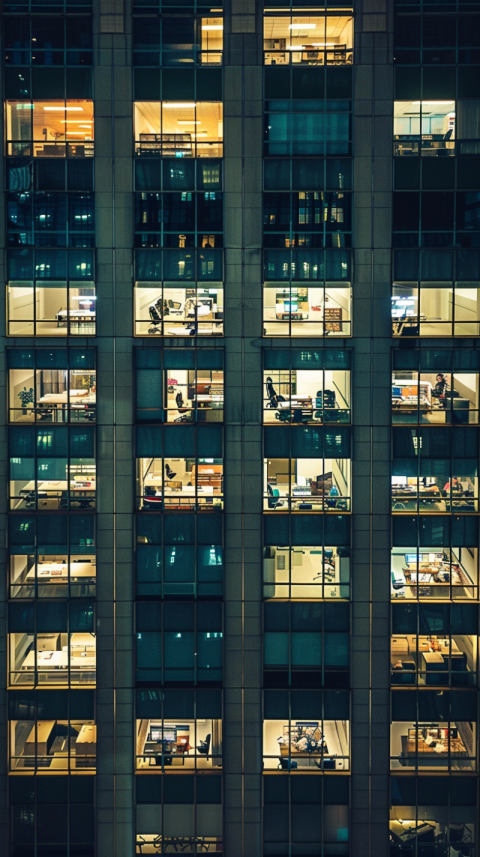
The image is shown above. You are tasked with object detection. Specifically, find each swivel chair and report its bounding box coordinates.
[197,734,211,759]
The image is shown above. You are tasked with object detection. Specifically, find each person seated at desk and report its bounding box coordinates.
[444,477,461,494]
[326,484,339,508]
[432,373,449,408]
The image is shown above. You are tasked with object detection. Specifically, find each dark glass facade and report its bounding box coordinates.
[0,0,479,856]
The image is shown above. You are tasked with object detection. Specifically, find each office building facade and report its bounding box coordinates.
[0,0,479,855]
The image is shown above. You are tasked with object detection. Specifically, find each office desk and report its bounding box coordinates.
[390,820,436,844]
[38,391,95,420]
[22,651,65,670]
[18,480,96,510]
[27,562,96,581]
[22,650,96,672]
[56,309,96,327]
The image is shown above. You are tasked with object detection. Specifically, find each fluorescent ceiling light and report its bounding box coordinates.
[165,103,196,108]
[202,24,223,30]
[411,101,454,105]
[178,121,201,124]
[79,125,92,128]
[44,106,84,111]
[289,22,316,28]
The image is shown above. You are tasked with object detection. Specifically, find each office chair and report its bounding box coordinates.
[267,484,283,509]
[148,304,162,334]
[278,757,297,770]
[197,734,211,759]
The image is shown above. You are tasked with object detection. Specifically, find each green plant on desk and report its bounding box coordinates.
[18,386,34,414]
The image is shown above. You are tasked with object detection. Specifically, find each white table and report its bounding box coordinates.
[27,562,96,581]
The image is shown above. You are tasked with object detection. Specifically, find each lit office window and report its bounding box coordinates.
[391,427,478,513]
[135,347,224,422]
[263,690,349,772]
[264,425,351,512]
[134,102,223,158]
[8,601,96,687]
[394,101,455,156]
[391,513,479,602]
[7,280,96,336]
[6,100,94,158]
[164,368,223,423]
[9,363,96,423]
[390,689,477,772]
[136,718,222,770]
[263,602,349,688]
[9,425,96,511]
[264,458,350,512]
[133,15,223,66]
[263,282,351,337]
[134,282,223,336]
[135,775,223,855]
[9,690,95,772]
[392,282,480,337]
[391,603,478,688]
[136,602,223,684]
[392,369,479,425]
[9,513,95,599]
[391,546,478,601]
[390,776,477,853]
[263,12,353,66]
[136,512,223,598]
[138,457,223,511]
[263,367,350,424]
[263,545,350,600]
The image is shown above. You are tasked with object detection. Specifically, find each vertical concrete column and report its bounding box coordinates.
[223,0,264,853]
[350,0,393,853]
[94,2,135,854]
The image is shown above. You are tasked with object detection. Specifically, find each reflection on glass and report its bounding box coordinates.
[264,458,351,511]
[263,546,350,599]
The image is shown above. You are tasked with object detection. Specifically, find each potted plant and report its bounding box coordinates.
[18,386,34,416]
